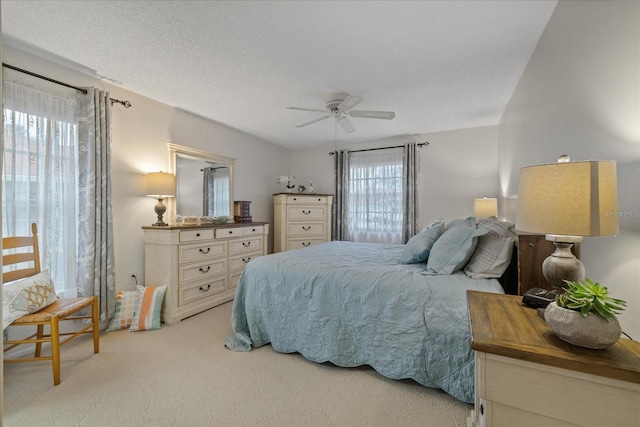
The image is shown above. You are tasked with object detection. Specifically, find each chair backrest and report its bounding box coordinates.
[2,223,41,283]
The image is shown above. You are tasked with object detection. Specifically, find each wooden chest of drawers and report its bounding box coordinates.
[143,222,268,325]
[273,193,333,252]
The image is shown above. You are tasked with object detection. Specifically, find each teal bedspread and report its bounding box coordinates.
[224,241,504,403]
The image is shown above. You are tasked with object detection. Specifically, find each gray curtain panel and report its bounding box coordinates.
[77,88,116,322]
[402,142,419,243]
[332,150,349,241]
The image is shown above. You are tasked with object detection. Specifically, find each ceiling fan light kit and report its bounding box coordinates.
[287,92,396,133]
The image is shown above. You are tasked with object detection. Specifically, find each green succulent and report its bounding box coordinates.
[556,278,626,320]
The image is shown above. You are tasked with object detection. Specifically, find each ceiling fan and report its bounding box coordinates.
[287,92,396,133]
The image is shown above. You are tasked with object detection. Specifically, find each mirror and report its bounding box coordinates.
[168,143,235,220]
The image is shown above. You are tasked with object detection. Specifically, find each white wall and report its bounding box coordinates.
[498,0,640,338]
[291,125,499,229]
[2,45,291,292]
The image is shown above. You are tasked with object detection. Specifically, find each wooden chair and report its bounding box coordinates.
[3,223,99,385]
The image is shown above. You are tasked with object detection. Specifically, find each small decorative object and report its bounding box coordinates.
[544,278,626,349]
[277,175,295,192]
[173,215,185,226]
[308,181,314,193]
[234,201,252,223]
[297,185,306,193]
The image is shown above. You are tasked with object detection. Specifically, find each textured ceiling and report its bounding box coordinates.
[2,1,557,149]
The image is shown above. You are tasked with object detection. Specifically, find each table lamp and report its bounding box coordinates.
[515,157,618,289]
[146,172,176,226]
[474,197,498,218]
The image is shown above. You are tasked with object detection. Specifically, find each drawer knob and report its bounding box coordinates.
[196,233,201,237]
[242,241,251,247]
[302,210,311,215]
[199,266,211,273]
[252,228,256,232]
[302,226,311,231]
[302,242,311,247]
[228,230,233,234]
[293,197,297,200]
[199,247,210,254]
[242,257,251,263]
[199,284,211,292]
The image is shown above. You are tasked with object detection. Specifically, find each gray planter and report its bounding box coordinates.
[544,301,621,349]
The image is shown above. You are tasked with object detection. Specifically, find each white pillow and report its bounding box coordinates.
[464,217,516,279]
[3,271,58,330]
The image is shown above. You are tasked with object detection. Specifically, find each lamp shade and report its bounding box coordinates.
[516,160,618,237]
[146,172,176,198]
[474,197,498,218]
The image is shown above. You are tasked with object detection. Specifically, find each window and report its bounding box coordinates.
[2,82,80,296]
[346,147,405,244]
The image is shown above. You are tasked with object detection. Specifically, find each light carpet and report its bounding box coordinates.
[3,301,472,426]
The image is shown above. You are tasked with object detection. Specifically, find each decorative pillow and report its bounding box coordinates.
[129,285,167,331]
[426,217,488,275]
[399,220,445,264]
[464,217,516,279]
[106,290,139,332]
[3,271,58,330]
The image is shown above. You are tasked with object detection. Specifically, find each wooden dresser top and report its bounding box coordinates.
[467,290,640,384]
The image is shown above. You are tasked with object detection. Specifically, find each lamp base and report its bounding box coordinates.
[542,235,585,290]
[153,198,168,226]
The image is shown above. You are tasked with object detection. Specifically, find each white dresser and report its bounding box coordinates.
[273,193,333,253]
[143,222,269,325]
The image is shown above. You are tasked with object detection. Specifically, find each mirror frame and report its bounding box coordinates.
[167,143,236,221]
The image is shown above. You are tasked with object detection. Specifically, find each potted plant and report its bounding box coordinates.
[544,278,626,349]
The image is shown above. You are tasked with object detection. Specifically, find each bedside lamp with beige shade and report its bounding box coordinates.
[146,172,176,226]
[474,197,498,218]
[515,157,618,290]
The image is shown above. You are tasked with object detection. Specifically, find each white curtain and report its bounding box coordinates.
[346,147,405,244]
[2,81,79,297]
[203,166,230,216]
[2,82,116,321]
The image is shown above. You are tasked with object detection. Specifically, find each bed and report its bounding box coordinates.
[225,217,515,403]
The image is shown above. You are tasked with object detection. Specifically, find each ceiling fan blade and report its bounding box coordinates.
[286,106,328,113]
[295,115,331,128]
[337,116,355,133]
[337,95,362,112]
[348,110,396,120]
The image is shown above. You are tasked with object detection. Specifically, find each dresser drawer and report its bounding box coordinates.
[229,271,243,289]
[229,237,263,254]
[286,222,326,236]
[242,225,264,236]
[180,229,215,242]
[287,206,327,221]
[215,227,244,239]
[179,276,228,305]
[229,251,261,271]
[179,258,227,282]
[287,195,328,205]
[286,238,327,250]
[179,241,227,264]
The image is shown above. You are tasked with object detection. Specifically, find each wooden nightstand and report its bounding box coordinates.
[467,291,640,427]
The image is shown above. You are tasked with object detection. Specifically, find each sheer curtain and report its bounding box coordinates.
[2,82,116,321]
[203,166,230,216]
[333,143,420,244]
[2,81,79,297]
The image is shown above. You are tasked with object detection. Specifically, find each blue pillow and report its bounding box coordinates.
[426,217,488,275]
[399,221,445,264]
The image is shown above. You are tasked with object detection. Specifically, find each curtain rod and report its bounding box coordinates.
[329,141,428,155]
[2,63,132,108]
